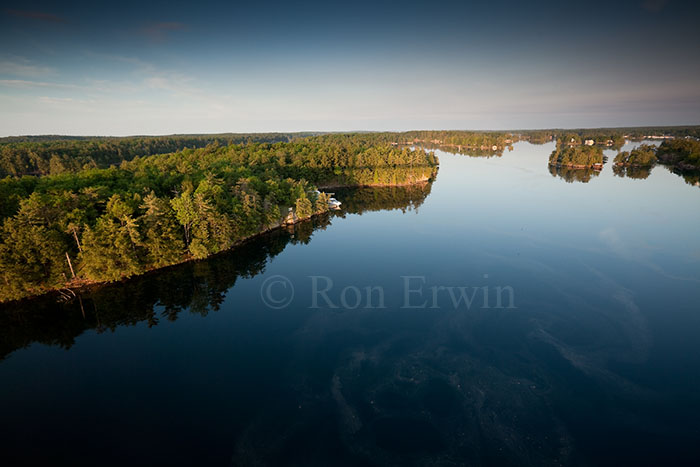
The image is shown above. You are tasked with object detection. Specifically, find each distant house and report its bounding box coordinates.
[584,139,595,146]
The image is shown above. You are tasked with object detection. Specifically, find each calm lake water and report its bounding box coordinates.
[1,141,700,466]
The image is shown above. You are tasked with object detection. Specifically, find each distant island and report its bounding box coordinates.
[614,144,658,167]
[656,139,700,171]
[548,144,604,169]
[546,132,700,183]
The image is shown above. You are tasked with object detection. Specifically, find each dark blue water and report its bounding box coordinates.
[1,141,699,466]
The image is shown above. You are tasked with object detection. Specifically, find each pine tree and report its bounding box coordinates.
[295,195,313,219]
[0,217,68,301]
[79,195,144,281]
[140,192,185,267]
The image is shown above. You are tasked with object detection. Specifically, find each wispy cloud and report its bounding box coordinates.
[4,9,67,23]
[38,96,96,105]
[0,59,55,78]
[140,21,188,42]
[0,79,78,89]
[38,96,73,104]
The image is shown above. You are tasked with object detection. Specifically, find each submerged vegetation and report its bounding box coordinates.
[0,137,437,302]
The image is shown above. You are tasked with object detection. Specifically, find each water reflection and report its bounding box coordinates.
[672,168,700,188]
[1,141,699,466]
[612,165,652,180]
[548,165,601,183]
[0,182,434,361]
[410,142,509,158]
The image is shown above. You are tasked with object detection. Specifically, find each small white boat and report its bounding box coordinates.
[328,197,342,209]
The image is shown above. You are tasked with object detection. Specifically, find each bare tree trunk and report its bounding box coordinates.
[65,252,76,279]
[72,227,82,253]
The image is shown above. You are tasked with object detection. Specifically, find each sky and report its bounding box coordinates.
[1,0,699,135]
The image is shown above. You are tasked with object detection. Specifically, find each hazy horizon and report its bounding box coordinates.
[2,0,699,136]
[3,124,700,139]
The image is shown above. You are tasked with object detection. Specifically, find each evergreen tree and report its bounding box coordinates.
[0,217,68,300]
[79,195,144,281]
[295,195,313,219]
[140,192,185,266]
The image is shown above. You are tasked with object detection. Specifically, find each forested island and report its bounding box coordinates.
[549,137,700,183]
[614,144,658,167]
[548,144,605,169]
[0,136,437,302]
[610,139,699,182]
[656,139,700,171]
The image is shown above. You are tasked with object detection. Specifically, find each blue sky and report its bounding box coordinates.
[1,0,699,135]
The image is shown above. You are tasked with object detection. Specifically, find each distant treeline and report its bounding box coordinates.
[0,133,318,177]
[383,130,512,148]
[0,136,437,302]
[521,126,700,147]
[2,128,698,178]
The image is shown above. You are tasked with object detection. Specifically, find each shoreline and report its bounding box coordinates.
[0,179,433,306]
[1,207,322,306]
[1,211,323,306]
[318,176,433,190]
[548,162,603,170]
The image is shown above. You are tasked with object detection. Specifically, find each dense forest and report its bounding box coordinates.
[0,133,317,177]
[0,137,438,302]
[0,131,509,178]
